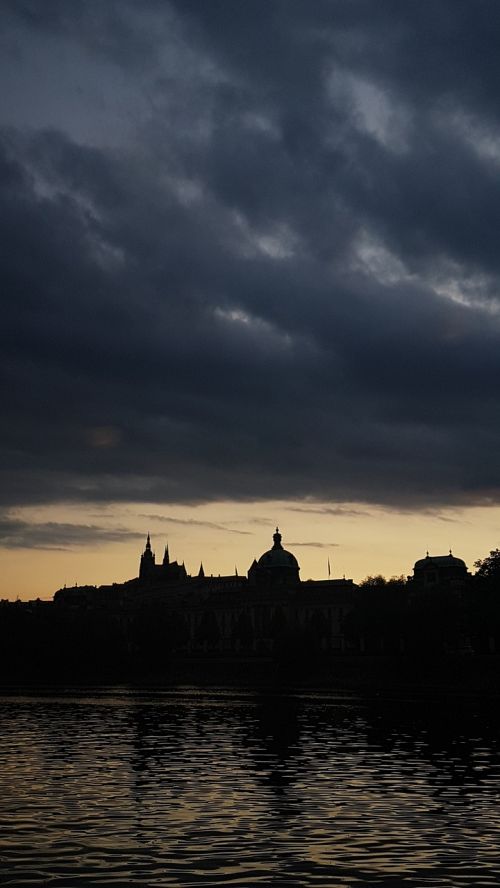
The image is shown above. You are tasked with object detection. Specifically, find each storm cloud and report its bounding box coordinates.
[2,1,500,511]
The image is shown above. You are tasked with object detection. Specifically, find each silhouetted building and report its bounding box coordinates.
[411,552,470,592]
[4,530,494,676]
[139,534,187,584]
[54,528,356,656]
[248,528,300,587]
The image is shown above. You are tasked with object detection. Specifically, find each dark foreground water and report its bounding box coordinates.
[1,686,500,887]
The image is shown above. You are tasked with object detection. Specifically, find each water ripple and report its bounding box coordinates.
[0,688,499,886]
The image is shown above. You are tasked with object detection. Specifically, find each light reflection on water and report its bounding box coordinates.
[0,687,500,886]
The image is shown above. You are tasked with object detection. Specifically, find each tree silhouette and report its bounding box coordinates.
[474,548,500,579]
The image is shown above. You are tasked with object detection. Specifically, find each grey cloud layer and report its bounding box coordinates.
[2,1,500,511]
[0,514,143,550]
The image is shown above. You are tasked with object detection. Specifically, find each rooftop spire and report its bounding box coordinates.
[139,532,155,578]
[163,543,170,565]
[198,562,205,578]
[273,526,282,548]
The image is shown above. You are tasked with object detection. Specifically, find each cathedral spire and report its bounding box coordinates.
[163,544,170,565]
[198,562,205,578]
[272,526,282,548]
[139,532,155,580]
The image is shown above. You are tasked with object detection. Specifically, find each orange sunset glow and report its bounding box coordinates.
[3,500,499,600]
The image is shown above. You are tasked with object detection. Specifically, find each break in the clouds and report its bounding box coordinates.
[2,0,500,513]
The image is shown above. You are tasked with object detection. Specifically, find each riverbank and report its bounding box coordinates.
[2,653,499,695]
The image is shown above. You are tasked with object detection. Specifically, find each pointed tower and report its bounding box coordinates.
[198,562,205,578]
[163,544,170,566]
[139,533,156,580]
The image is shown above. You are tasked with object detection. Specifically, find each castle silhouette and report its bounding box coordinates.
[53,529,470,656]
[55,528,354,654]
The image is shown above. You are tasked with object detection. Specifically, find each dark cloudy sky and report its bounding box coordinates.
[2,1,500,594]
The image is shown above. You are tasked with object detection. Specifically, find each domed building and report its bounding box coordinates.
[411,552,469,590]
[53,527,356,657]
[248,528,300,587]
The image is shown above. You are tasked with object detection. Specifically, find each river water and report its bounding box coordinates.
[0,686,499,886]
